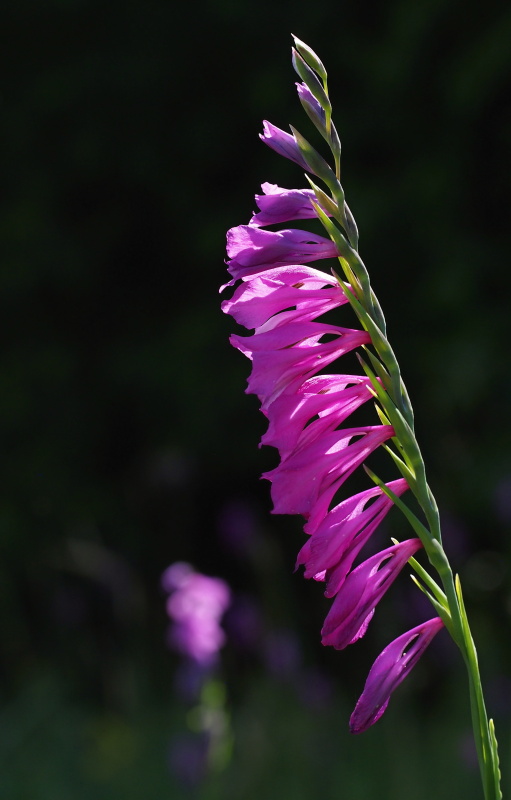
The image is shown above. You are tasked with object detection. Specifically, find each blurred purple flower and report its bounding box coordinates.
[223,593,264,651]
[263,628,302,678]
[163,563,231,667]
[217,499,259,557]
[168,732,210,787]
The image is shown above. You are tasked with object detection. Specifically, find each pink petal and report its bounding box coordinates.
[321,539,422,650]
[221,265,346,330]
[231,323,371,409]
[350,617,444,733]
[263,425,394,517]
[261,374,374,459]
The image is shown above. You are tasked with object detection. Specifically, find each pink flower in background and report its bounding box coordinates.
[162,563,231,666]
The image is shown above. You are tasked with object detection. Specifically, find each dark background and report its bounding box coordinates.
[1,0,511,797]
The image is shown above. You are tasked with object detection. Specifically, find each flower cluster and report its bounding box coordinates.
[221,40,444,733]
[162,562,231,667]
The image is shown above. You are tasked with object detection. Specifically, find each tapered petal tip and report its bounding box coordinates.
[349,616,444,734]
[349,699,390,734]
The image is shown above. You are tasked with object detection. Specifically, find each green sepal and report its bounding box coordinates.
[363,347,393,394]
[292,35,327,83]
[340,283,415,430]
[382,444,417,486]
[344,202,359,252]
[364,465,432,542]
[488,719,503,800]
[368,291,387,336]
[321,227,371,306]
[290,126,337,191]
[292,48,331,116]
[409,574,455,637]
[455,576,478,666]
[331,265,364,306]
[356,352,392,412]
[407,557,448,609]
[375,404,391,427]
[304,175,341,221]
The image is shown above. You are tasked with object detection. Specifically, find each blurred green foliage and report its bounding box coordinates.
[1,0,511,797]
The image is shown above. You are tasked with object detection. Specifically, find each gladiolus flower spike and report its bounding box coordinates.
[221,36,502,799]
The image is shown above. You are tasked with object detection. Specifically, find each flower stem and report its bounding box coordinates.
[292,37,502,797]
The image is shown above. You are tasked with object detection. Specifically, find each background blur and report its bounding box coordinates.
[2,0,511,797]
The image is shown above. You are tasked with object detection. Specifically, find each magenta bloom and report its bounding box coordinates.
[163,563,231,666]
[223,76,432,736]
[226,225,338,282]
[231,322,370,410]
[261,374,374,460]
[249,183,329,227]
[297,478,409,596]
[259,120,312,172]
[221,265,347,331]
[264,425,395,519]
[350,617,445,733]
[321,539,422,650]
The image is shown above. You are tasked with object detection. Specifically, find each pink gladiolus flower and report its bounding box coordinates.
[259,121,313,172]
[321,539,422,650]
[221,38,454,744]
[249,183,329,227]
[350,617,445,733]
[264,425,395,519]
[261,374,374,460]
[226,225,338,282]
[296,479,409,596]
[221,265,348,331]
[231,322,370,410]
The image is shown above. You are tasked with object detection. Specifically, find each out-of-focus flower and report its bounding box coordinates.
[168,732,210,787]
[162,563,231,666]
[349,617,444,733]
